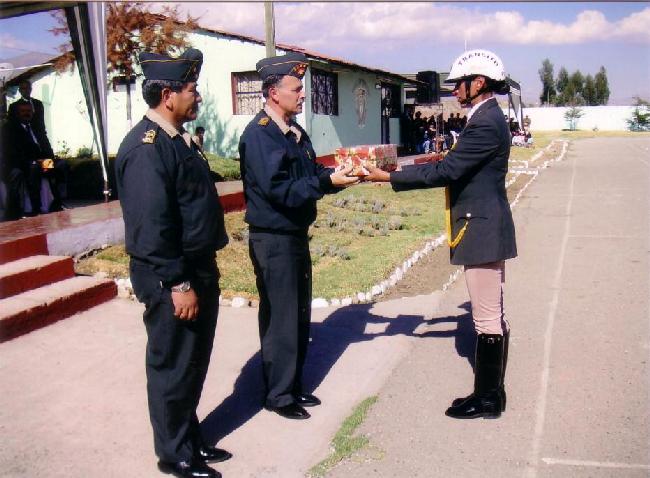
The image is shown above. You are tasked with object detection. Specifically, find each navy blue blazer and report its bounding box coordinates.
[115,116,228,286]
[390,97,517,266]
[239,110,335,232]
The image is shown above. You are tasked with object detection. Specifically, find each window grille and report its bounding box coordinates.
[381,83,401,118]
[311,69,338,115]
[232,71,263,115]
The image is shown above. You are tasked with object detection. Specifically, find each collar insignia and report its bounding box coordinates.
[258,117,270,126]
[142,129,157,144]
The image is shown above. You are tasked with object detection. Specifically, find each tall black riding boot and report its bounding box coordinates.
[451,329,510,411]
[445,334,505,419]
[500,329,509,411]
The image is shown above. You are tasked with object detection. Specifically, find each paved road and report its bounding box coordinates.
[0,137,647,478]
[328,136,650,478]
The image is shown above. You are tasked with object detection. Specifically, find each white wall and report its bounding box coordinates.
[6,66,95,156]
[515,105,637,131]
[107,30,403,157]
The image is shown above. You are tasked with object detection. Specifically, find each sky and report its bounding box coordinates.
[1,2,649,105]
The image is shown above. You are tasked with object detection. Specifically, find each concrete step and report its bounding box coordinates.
[0,234,49,265]
[0,255,75,299]
[0,275,117,343]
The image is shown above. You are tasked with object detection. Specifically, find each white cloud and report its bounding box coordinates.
[160,3,650,48]
[0,32,50,55]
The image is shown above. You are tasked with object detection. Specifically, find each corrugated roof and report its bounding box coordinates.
[192,22,423,86]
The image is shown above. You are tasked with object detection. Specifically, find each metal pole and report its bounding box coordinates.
[264,1,275,58]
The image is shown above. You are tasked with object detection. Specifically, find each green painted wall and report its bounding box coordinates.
[304,69,401,156]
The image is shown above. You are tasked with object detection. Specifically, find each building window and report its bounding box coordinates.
[112,75,136,92]
[381,83,401,118]
[311,69,338,115]
[232,71,263,115]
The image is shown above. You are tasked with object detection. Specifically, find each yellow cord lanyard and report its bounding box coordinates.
[445,187,469,248]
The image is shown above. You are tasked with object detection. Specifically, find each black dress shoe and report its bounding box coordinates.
[264,402,310,419]
[445,393,502,419]
[197,446,233,463]
[294,393,321,407]
[157,459,221,478]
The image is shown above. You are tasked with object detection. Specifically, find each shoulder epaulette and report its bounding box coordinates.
[258,116,270,126]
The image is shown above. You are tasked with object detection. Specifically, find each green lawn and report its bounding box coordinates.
[204,153,241,180]
[78,132,616,299]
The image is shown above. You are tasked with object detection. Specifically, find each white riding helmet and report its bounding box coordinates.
[445,49,506,83]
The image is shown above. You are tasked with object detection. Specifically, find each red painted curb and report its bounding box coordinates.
[220,191,246,213]
[0,280,117,343]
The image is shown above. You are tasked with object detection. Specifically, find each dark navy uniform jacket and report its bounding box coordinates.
[391,97,517,266]
[238,109,335,231]
[115,114,228,286]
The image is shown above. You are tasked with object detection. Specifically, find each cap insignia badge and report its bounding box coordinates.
[291,63,307,77]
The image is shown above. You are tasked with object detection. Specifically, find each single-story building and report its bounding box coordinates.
[107,21,421,158]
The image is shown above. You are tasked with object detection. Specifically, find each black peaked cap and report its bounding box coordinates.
[139,48,203,82]
[256,51,308,81]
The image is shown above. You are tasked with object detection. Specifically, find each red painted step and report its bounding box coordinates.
[0,255,75,299]
[0,276,117,343]
[0,234,48,265]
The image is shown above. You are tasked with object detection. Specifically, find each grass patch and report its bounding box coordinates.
[308,396,378,477]
[204,152,241,180]
[80,132,630,298]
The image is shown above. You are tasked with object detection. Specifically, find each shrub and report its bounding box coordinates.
[627,98,650,132]
[76,146,94,158]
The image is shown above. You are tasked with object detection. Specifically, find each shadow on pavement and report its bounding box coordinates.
[418,301,476,368]
[201,301,474,444]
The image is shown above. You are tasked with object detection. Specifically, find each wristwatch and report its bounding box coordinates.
[170,281,191,293]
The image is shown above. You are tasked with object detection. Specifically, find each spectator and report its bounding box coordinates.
[192,125,206,152]
[1,102,66,216]
[523,114,531,130]
[8,79,46,136]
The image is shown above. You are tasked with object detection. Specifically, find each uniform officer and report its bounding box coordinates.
[239,52,357,420]
[366,49,516,419]
[115,48,231,478]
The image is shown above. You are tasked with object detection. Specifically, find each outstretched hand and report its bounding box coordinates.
[330,163,360,187]
[363,163,391,182]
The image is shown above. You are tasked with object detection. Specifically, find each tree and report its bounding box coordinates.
[594,66,610,105]
[107,2,198,126]
[555,67,569,104]
[538,58,556,105]
[564,106,584,131]
[568,70,585,105]
[583,74,596,106]
[626,96,650,132]
[49,10,76,73]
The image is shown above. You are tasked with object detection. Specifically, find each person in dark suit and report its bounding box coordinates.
[238,52,357,420]
[366,49,516,420]
[8,79,46,135]
[115,48,231,478]
[1,101,64,217]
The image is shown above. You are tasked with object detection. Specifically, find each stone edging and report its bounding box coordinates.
[113,140,570,307]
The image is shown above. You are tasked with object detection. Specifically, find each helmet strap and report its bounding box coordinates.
[461,76,489,106]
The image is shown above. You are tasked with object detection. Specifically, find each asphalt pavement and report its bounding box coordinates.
[0,136,648,478]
